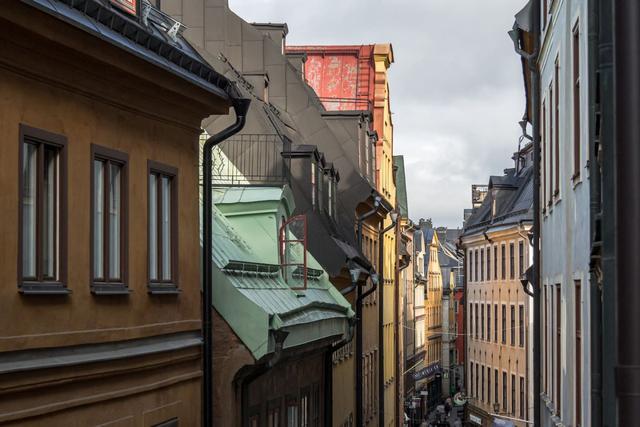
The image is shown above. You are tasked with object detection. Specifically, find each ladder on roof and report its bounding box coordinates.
[355,52,371,108]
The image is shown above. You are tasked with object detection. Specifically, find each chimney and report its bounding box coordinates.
[251,23,289,54]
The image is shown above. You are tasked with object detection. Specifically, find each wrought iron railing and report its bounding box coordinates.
[211,134,290,187]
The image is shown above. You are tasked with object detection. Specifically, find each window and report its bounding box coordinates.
[573,22,581,179]
[480,249,484,282]
[475,303,479,339]
[511,374,516,415]
[502,304,507,344]
[481,365,485,402]
[148,161,178,292]
[575,280,582,426]
[543,100,547,207]
[474,249,478,282]
[549,82,554,205]
[554,58,560,197]
[494,245,498,280]
[519,241,525,277]
[501,245,506,280]
[91,145,128,294]
[486,247,491,282]
[511,305,516,346]
[468,249,473,281]
[556,285,562,414]
[287,397,299,427]
[316,163,323,212]
[520,376,526,419]
[268,399,282,427]
[519,305,525,347]
[311,162,317,209]
[494,304,498,342]
[18,125,67,293]
[481,304,485,340]
[509,243,515,279]
[301,391,309,427]
[470,363,474,397]
[544,285,548,394]
[488,365,491,405]
[487,303,491,343]
[543,0,548,29]
[495,369,499,405]
[475,362,479,398]
[470,303,474,341]
[502,371,507,412]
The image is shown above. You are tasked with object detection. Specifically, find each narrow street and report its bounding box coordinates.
[0,0,638,426]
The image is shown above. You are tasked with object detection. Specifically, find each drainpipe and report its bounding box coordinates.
[378,214,397,427]
[509,1,540,424]
[587,0,603,423]
[613,0,640,423]
[202,90,251,427]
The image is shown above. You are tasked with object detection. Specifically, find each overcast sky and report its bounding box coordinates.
[229,0,528,228]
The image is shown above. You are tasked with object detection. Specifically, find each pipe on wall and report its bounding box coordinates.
[202,90,251,426]
[378,218,396,427]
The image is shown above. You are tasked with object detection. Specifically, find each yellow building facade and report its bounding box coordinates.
[424,230,443,408]
[373,44,398,427]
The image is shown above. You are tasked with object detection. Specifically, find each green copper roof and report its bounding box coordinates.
[394,155,409,218]
[207,186,354,360]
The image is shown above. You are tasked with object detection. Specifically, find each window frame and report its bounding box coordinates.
[17,124,69,295]
[90,144,129,295]
[572,21,581,180]
[147,160,179,294]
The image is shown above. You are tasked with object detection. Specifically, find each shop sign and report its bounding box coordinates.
[412,362,442,381]
[110,0,138,16]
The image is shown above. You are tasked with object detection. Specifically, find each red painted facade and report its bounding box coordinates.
[286,45,375,111]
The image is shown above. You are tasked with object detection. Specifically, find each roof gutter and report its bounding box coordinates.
[202,85,250,427]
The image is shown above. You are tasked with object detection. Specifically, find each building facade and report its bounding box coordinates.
[536,1,591,425]
[0,1,234,425]
[461,145,534,427]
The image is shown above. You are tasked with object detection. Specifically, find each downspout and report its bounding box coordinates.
[378,218,396,427]
[509,2,540,424]
[394,223,403,427]
[587,0,603,422]
[614,0,640,423]
[202,89,251,427]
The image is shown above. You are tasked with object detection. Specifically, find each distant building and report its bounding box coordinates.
[461,143,534,427]
[436,227,463,397]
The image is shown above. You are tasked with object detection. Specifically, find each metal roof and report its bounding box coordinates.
[463,165,533,236]
[206,186,353,360]
[23,0,232,101]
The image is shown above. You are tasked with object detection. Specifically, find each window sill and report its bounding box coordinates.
[148,284,181,295]
[19,282,71,295]
[91,283,131,295]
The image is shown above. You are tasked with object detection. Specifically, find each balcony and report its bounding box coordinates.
[211,134,290,187]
